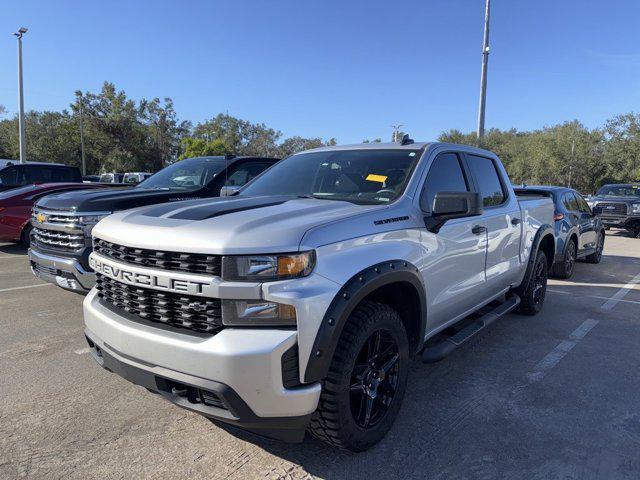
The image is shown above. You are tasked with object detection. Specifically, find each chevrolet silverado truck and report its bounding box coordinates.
[587,183,640,237]
[83,141,555,451]
[28,155,279,292]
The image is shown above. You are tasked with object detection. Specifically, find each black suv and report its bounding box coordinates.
[587,184,640,237]
[29,155,279,293]
[0,162,82,192]
[515,186,605,279]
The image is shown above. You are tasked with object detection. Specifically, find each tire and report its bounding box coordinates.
[20,224,33,247]
[308,301,409,451]
[551,239,576,279]
[585,231,605,263]
[515,250,548,315]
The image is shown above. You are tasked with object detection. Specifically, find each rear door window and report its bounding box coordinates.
[564,193,580,212]
[420,152,469,212]
[466,155,507,207]
[224,162,273,187]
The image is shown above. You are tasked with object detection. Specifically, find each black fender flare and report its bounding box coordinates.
[303,260,426,383]
[519,224,555,290]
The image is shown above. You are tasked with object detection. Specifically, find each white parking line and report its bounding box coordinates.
[0,255,24,260]
[548,289,640,306]
[600,272,640,311]
[74,347,91,355]
[0,283,52,293]
[527,319,599,383]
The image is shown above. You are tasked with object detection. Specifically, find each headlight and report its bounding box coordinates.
[631,203,640,214]
[221,299,296,326]
[222,251,315,282]
[79,213,112,235]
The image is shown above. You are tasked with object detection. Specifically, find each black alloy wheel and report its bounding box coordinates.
[349,329,400,429]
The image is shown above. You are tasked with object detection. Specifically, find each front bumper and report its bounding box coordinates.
[600,216,640,229]
[83,290,321,441]
[29,247,95,292]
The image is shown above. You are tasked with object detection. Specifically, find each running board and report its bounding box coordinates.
[421,294,521,363]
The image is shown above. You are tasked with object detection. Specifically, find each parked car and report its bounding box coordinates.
[83,175,102,183]
[123,172,153,184]
[82,141,555,451]
[0,183,111,246]
[515,186,605,278]
[98,173,125,184]
[587,183,640,237]
[0,162,82,192]
[29,155,279,292]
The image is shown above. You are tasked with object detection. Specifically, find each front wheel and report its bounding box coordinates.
[515,250,548,315]
[585,231,605,263]
[308,301,409,451]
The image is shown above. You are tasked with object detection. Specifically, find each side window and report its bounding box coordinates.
[0,167,19,186]
[574,193,591,213]
[562,193,574,211]
[565,193,580,212]
[224,162,272,187]
[467,155,507,207]
[420,152,468,211]
[51,168,74,182]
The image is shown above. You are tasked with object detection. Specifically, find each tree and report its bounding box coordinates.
[179,137,230,159]
[193,114,282,156]
[277,136,336,157]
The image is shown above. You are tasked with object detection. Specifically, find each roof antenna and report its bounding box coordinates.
[400,134,414,145]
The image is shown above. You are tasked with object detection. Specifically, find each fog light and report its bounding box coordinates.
[221,299,296,326]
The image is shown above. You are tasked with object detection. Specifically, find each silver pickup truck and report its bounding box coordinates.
[82,141,555,451]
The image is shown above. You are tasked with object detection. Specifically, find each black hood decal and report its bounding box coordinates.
[142,195,295,220]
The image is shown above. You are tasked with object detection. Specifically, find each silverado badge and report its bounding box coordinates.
[36,213,47,223]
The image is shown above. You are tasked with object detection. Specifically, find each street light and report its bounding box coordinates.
[13,27,28,163]
[476,0,490,141]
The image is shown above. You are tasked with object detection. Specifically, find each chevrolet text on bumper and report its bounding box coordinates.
[83,141,556,451]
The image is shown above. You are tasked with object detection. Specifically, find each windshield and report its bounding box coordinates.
[596,185,640,197]
[239,149,421,204]
[137,157,229,190]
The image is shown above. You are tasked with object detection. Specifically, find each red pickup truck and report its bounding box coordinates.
[0,183,110,245]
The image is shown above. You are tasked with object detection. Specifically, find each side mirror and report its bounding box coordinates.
[591,206,602,216]
[220,185,240,197]
[425,191,483,233]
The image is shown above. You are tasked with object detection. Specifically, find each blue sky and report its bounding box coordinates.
[1,0,639,143]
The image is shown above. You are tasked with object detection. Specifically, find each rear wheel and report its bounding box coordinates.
[308,301,409,451]
[516,250,548,315]
[551,239,576,279]
[585,231,604,263]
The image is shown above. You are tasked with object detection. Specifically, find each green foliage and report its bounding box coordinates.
[179,137,230,159]
[439,121,609,193]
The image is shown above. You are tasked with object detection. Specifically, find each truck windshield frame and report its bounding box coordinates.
[240,149,422,205]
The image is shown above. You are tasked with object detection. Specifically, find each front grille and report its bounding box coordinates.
[32,227,85,251]
[597,202,627,216]
[96,274,223,334]
[93,238,222,276]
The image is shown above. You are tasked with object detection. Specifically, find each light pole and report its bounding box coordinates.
[77,93,86,176]
[13,27,28,163]
[476,0,490,141]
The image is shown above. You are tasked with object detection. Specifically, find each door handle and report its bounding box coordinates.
[511,218,521,226]
[472,225,486,235]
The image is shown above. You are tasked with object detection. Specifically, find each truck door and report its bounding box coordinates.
[419,152,488,330]
[465,154,522,293]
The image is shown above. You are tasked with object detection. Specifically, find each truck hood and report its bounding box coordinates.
[35,186,203,212]
[592,196,640,204]
[92,195,391,255]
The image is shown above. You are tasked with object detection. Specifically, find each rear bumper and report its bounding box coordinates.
[28,247,95,292]
[83,289,321,442]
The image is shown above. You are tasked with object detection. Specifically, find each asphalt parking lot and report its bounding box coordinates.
[1,232,640,480]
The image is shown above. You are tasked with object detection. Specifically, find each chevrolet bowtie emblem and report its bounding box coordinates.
[36,213,46,223]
